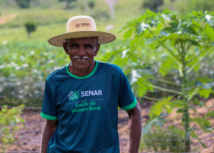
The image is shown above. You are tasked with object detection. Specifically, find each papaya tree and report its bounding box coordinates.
[101,10,214,151]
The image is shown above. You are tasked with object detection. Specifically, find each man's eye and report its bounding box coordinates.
[85,45,93,48]
[70,44,79,48]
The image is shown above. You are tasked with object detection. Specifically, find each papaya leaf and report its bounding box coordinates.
[149,96,173,118]
[191,118,212,132]
[206,112,214,118]
[191,130,207,148]
[142,113,166,135]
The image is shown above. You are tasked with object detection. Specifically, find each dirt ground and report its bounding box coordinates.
[2,99,214,153]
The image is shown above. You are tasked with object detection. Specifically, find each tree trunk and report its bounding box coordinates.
[66,0,71,9]
[105,0,117,20]
[181,49,191,152]
[28,32,31,39]
[84,0,88,14]
[109,1,115,20]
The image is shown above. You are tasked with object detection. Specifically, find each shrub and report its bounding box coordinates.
[15,0,31,8]
[88,1,95,9]
[142,0,164,12]
[24,21,37,39]
[0,105,25,151]
[140,127,186,152]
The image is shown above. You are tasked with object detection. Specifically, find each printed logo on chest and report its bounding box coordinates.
[81,90,102,97]
[68,90,102,101]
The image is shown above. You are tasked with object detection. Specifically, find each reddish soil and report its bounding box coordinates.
[0,14,16,25]
[2,99,214,153]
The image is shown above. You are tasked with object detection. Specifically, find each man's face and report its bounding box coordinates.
[63,37,100,71]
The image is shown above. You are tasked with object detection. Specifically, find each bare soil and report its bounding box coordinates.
[0,14,16,25]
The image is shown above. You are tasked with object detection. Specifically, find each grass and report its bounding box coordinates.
[0,0,144,43]
[0,21,126,43]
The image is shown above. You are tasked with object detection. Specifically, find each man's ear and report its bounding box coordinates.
[94,43,100,56]
[63,42,69,54]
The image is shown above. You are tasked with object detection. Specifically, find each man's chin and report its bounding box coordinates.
[73,63,90,71]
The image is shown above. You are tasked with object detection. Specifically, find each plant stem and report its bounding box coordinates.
[180,41,191,152]
[148,29,181,64]
[148,76,182,87]
[143,96,159,101]
[142,82,182,94]
[187,56,214,80]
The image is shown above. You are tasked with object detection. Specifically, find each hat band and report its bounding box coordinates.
[67,22,97,32]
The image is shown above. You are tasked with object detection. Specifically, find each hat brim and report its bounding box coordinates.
[48,31,116,47]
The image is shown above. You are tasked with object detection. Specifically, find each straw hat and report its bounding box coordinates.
[48,16,116,47]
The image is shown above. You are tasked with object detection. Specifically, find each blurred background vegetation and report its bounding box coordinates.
[1,0,214,42]
[1,0,214,152]
[1,0,214,106]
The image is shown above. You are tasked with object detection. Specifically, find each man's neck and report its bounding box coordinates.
[69,61,96,77]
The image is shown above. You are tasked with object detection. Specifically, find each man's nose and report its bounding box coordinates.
[77,46,86,56]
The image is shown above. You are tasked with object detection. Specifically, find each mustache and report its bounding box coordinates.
[73,56,89,60]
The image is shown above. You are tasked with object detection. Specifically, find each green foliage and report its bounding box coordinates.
[90,9,110,21]
[118,9,214,151]
[140,127,186,152]
[15,0,31,8]
[24,21,37,38]
[142,113,166,135]
[142,0,164,12]
[88,0,95,9]
[0,41,68,106]
[58,0,77,9]
[183,0,214,13]
[0,105,25,151]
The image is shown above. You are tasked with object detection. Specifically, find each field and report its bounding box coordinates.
[0,0,144,42]
[1,0,214,152]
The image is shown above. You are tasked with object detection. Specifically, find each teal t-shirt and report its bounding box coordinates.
[41,61,137,153]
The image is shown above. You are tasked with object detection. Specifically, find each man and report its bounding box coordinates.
[40,16,142,153]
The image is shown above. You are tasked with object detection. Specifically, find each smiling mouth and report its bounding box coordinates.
[74,57,89,61]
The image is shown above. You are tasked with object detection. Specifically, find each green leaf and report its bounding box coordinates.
[142,113,166,135]
[206,112,214,118]
[203,82,214,90]
[191,130,207,148]
[149,96,173,118]
[191,118,212,132]
[199,88,212,98]
[123,28,134,39]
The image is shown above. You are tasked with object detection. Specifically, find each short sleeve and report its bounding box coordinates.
[118,69,137,110]
[41,80,58,120]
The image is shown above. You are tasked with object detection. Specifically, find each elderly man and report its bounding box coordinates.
[40,16,142,153]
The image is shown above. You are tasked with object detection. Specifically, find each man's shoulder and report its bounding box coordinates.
[97,61,122,72]
[46,65,67,82]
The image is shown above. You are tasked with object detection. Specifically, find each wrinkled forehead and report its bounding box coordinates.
[66,37,97,44]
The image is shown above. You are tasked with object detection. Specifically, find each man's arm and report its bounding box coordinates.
[126,103,142,153]
[41,120,58,153]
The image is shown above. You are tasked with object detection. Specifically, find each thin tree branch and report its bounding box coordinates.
[143,96,159,101]
[186,47,214,73]
[147,76,182,87]
[187,57,214,79]
[141,82,182,95]
[148,29,181,65]
[186,46,211,65]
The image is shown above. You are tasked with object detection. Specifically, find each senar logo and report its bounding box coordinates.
[68,90,79,101]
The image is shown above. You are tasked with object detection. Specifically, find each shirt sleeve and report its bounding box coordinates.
[118,69,137,110]
[41,79,58,120]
